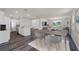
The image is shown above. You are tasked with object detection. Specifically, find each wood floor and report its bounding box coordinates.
[9,32,38,51]
[0,32,38,51]
[0,31,78,51]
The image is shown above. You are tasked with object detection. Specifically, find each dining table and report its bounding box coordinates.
[31,28,69,50]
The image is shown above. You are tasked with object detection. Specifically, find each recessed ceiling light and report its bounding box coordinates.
[24,9,28,11]
[26,14,30,16]
[15,11,19,13]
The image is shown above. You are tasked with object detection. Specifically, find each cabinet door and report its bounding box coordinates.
[18,27,24,36]
[19,19,31,36]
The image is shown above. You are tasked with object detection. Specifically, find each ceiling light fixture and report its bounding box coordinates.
[23,9,28,11]
[15,11,19,14]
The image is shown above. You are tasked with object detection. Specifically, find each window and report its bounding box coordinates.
[52,20,61,27]
[76,16,79,23]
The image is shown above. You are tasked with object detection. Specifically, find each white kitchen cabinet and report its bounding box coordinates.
[18,18,31,36]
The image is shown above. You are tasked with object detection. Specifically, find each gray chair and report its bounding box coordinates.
[35,31,46,47]
[45,35,62,50]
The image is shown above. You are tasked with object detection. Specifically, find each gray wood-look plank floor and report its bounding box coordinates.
[0,32,38,51]
[0,31,78,51]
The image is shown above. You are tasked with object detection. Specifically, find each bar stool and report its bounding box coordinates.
[35,31,46,47]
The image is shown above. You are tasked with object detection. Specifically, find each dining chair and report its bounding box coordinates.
[35,31,46,47]
[45,35,62,51]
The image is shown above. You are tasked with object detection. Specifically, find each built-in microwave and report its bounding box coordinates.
[0,25,6,31]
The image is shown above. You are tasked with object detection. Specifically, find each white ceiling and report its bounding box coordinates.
[26,8,73,18]
[0,8,73,18]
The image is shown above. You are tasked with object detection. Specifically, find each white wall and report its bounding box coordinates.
[71,19,79,49]
[0,16,10,44]
[71,13,79,50]
[32,19,42,29]
[10,19,19,32]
